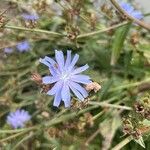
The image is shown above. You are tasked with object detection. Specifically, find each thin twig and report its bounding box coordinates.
[110,0,150,30]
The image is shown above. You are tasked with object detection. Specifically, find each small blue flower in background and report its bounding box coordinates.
[16,40,30,52]
[4,47,13,54]
[119,1,143,20]
[40,50,91,107]
[7,109,31,129]
[21,13,39,21]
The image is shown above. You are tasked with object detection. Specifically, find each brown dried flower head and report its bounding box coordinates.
[31,73,42,84]
[85,82,101,93]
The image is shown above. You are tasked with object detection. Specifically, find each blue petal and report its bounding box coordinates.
[72,64,89,75]
[71,75,91,84]
[69,81,88,98]
[39,58,51,67]
[40,56,57,68]
[69,83,84,100]
[53,90,62,107]
[131,11,143,20]
[42,76,59,84]
[47,81,63,95]
[49,66,57,76]
[61,83,71,107]
[55,50,65,71]
[45,56,56,65]
[4,48,13,54]
[120,2,134,13]
[69,54,79,70]
[65,50,72,69]
[16,41,30,52]
[22,13,39,21]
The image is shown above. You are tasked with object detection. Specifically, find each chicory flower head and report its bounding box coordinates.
[4,47,13,54]
[7,109,31,129]
[119,1,143,20]
[40,50,91,107]
[16,40,30,52]
[21,13,39,21]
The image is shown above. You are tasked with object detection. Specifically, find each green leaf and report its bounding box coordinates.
[134,136,146,148]
[143,119,150,126]
[111,23,132,66]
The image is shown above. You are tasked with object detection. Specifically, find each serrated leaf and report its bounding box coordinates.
[134,136,145,148]
[111,23,132,66]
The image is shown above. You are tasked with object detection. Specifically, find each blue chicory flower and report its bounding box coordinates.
[119,1,143,20]
[16,40,30,52]
[21,13,39,21]
[4,47,13,54]
[40,50,91,107]
[7,109,31,129]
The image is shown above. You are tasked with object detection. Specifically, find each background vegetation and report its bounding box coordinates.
[0,0,150,149]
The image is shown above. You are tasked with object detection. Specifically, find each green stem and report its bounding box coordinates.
[45,105,98,127]
[0,126,38,134]
[77,22,128,39]
[0,130,28,143]
[89,101,132,110]
[93,111,104,120]
[12,132,35,150]
[109,78,150,92]
[4,25,64,36]
[112,136,133,150]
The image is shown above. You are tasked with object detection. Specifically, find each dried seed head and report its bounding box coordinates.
[84,113,94,127]
[134,102,144,114]
[130,32,140,45]
[131,128,142,139]
[90,12,97,30]
[122,118,133,135]
[24,21,38,28]
[85,82,101,93]
[41,111,49,118]
[47,127,62,138]
[144,110,150,120]
[71,98,89,110]
[31,73,42,84]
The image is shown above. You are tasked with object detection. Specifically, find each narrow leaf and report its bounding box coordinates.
[134,136,145,148]
[111,22,131,66]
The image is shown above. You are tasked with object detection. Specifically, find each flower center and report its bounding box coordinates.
[60,72,70,81]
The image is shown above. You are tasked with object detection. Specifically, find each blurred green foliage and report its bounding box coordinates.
[0,0,150,149]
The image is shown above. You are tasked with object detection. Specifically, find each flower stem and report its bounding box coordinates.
[109,78,150,92]
[77,22,128,39]
[88,101,132,110]
[112,136,133,150]
[110,0,150,30]
[3,25,64,36]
